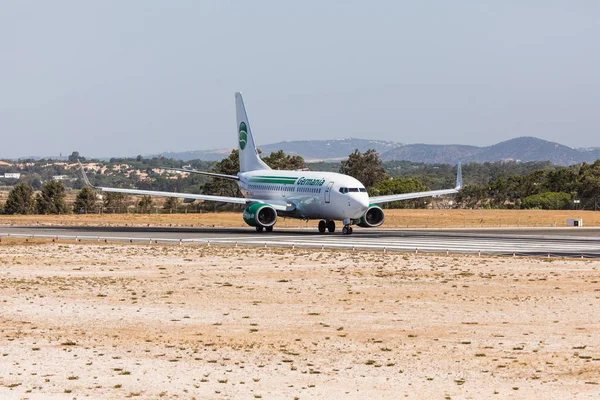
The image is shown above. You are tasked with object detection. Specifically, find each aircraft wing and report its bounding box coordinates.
[165,167,239,181]
[369,163,462,205]
[78,161,291,211]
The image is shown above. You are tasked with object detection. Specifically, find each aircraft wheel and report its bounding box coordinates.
[342,226,349,235]
[256,226,264,233]
[347,227,353,234]
[265,226,273,232]
[318,220,326,233]
[327,220,336,233]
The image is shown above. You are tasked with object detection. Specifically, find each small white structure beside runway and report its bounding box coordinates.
[567,218,583,227]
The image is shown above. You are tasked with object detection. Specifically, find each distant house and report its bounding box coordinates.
[3,173,21,179]
[52,175,69,181]
[0,160,12,167]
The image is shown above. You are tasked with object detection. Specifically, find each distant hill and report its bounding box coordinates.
[159,138,401,162]
[159,148,234,162]
[380,137,600,166]
[139,137,600,166]
[257,138,400,161]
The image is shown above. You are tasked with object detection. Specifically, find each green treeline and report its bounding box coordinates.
[2,149,600,214]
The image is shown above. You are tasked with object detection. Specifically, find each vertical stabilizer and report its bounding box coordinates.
[235,92,271,172]
[455,162,463,190]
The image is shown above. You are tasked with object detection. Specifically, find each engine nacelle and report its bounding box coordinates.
[357,204,385,228]
[242,203,278,228]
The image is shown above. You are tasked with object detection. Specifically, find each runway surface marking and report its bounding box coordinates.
[1,226,599,257]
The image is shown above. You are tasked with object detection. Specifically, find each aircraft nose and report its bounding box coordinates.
[354,194,370,209]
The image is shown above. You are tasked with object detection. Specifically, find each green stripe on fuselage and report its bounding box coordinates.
[254,175,298,180]
[249,177,297,184]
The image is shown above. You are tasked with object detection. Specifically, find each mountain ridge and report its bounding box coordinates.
[8,137,598,166]
[159,136,600,166]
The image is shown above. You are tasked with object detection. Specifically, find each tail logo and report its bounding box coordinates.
[239,122,248,150]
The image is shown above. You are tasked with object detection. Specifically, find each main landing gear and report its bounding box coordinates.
[318,220,336,233]
[318,220,352,234]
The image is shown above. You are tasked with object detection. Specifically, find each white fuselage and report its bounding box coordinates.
[238,169,370,221]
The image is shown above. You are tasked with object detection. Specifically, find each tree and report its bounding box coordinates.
[202,149,241,199]
[339,149,388,189]
[454,184,487,209]
[4,182,35,214]
[522,192,572,210]
[372,178,431,208]
[546,167,577,194]
[35,180,69,214]
[73,187,97,214]
[261,150,305,170]
[68,151,84,162]
[103,192,128,213]
[163,197,178,212]
[577,160,600,208]
[138,195,153,213]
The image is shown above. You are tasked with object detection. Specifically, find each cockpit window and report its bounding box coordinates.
[340,187,366,194]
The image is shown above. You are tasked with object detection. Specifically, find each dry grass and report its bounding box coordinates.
[1,209,599,229]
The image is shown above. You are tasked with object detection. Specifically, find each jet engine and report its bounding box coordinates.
[242,203,278,228]
[357,205,385,228]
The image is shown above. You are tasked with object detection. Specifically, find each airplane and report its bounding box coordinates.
[79,92,462,235]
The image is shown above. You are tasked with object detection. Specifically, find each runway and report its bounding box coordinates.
[2,225,600,258]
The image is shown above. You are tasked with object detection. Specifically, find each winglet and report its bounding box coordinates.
[78,160,94,188]
[455,162,463,190]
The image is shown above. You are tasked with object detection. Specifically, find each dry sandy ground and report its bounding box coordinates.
[1,241,600,399]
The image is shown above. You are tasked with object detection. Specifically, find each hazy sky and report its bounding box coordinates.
[1,1,599,158]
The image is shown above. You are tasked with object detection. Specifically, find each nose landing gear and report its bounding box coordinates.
[342,225,353,235]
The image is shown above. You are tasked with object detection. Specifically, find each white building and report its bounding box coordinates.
[2,173,21,179]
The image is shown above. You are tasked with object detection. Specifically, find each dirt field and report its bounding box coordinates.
[1,240,600,399]
[1,209,599,229]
